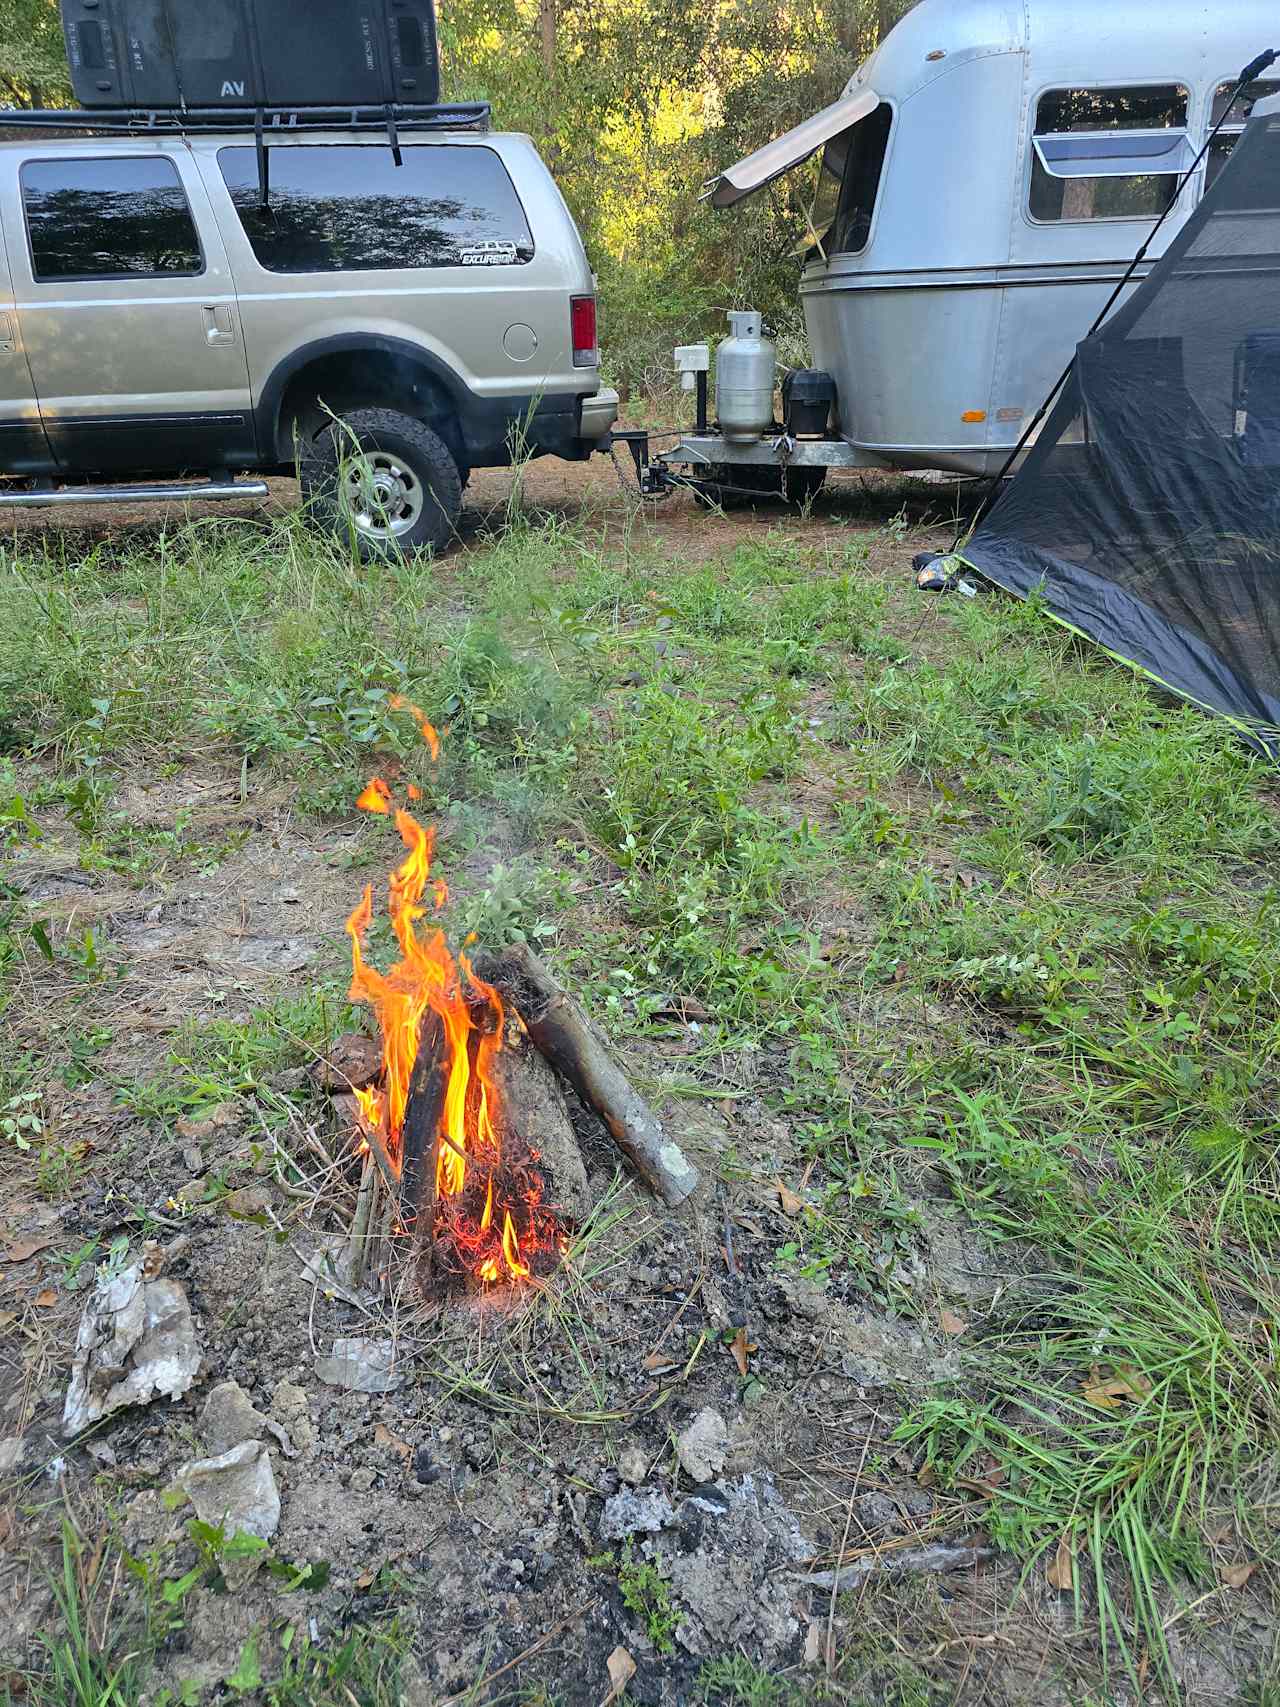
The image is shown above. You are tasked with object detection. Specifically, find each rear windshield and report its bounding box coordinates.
[217,143,535,273]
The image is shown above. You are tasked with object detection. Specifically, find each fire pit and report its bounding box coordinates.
[333,703,700,1299]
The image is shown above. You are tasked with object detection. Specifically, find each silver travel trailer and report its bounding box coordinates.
[666,0,1280,487]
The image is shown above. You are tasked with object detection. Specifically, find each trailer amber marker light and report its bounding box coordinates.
[962,409,988,422]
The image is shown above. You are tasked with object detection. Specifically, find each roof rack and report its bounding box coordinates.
[0,101,491,136]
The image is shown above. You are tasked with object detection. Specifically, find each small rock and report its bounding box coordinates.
[0,1436,29,1474]
[200,1380,294,1458]
[676,1408,728,1484]
[618,1446,648,1486]
[271,1381,314,1450]
[175,1440,280,1571]
[600,1486,676,1541]
[777,1276,829,1322]
[85,1438,117,1468]
[349,1467,377,1492]
[182,1146,205,1174]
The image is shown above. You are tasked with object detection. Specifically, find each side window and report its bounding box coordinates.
[1029,85,1192,223]
[1207,78,1280,189]
[217,144,535,273]
[21,156,203,281]
[832,103,892,254]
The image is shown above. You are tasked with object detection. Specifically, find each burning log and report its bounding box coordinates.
[474,943,700,1209]
[332,700,698,1302]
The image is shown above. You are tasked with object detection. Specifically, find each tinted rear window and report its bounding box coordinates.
[218,144,535,273]
[21,156,203,280]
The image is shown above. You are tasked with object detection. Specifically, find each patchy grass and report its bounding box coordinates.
[3,485,1278,1701]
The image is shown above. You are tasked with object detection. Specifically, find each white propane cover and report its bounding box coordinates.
[715,310,775,443]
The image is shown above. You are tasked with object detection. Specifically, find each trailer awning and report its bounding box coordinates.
[702,86,881,209]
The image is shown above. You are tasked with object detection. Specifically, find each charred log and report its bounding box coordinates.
[399,1009,447,1231]
[475,943,700,1208]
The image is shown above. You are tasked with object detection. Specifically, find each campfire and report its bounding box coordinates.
[330,702,701,1300]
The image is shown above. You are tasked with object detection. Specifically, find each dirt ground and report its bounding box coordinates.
[6,451,1260,1707]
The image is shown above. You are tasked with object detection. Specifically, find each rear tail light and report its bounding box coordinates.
[570,295,599,367]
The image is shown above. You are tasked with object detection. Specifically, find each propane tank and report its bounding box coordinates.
[715,310,776,443]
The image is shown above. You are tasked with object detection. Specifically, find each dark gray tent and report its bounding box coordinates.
[961,103,1280,758]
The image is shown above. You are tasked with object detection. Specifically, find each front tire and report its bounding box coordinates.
[300,408,463,557]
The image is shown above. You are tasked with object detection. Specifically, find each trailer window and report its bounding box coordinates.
[1030,85,1190,222]
[830,102,892,254]
[1207,79,1280,189]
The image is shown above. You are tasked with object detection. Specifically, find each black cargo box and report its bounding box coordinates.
[60,0,439,110]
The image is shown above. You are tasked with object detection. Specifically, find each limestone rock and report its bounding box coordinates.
[675,1408,728,1483]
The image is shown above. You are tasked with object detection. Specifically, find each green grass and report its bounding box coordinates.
[4,499,1279,1696]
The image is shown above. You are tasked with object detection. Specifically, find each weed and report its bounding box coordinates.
[617,1546,681,1655]
[696,1654,804,1705]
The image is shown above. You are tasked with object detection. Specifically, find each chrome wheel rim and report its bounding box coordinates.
[341,452,425,538]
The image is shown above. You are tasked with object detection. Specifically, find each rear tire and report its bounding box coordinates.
[696,463,827,508]
[300,408,462,557]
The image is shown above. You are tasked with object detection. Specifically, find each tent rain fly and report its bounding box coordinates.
[961,102,1280,756]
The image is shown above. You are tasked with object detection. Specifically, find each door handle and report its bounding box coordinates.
[202,304,237,347]
[0,312,16,352]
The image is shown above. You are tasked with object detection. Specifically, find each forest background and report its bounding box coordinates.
[0,0,916,395]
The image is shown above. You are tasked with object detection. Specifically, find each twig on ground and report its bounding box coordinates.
[797,1542,997,1592]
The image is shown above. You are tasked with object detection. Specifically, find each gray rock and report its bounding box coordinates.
[0,1436,30,1474]
[618,1446,649,1486]
[675,1408,728,1483]
[271,1380,315,1450]
[175,1439,280,1572]
[200,1380,294,1458]
[600,1486,677,1541]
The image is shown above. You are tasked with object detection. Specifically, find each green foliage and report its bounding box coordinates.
[618,1546,681,1655]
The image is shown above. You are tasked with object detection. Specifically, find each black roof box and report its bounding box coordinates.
[60,0,439,110]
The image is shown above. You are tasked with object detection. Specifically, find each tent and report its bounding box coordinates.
[960,102,1280,757]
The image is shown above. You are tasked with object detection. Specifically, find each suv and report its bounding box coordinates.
[0,111,618,553]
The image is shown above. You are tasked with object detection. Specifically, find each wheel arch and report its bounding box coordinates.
[258,334,472,473]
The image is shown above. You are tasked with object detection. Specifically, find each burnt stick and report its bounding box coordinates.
[475,943,699,1207]
[400,1008,448,1228]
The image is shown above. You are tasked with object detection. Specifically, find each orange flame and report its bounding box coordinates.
[345,710,548,1287]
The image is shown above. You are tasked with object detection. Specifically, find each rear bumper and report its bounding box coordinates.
[460,386,616,465]
[579,387,620,443]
